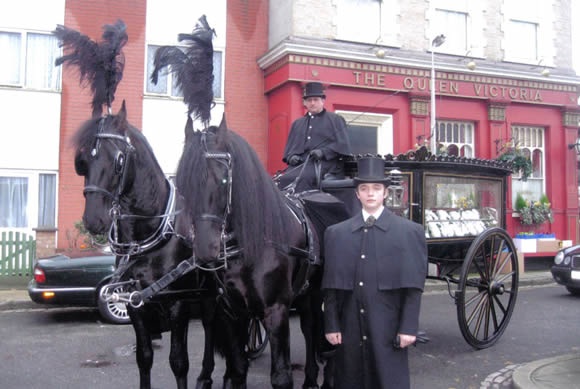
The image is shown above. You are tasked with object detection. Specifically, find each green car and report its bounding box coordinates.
[28,250,130,324]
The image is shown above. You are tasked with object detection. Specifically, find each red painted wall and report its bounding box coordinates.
[264,59,580,243]
[225,0,269,164]
[57,0,146,248]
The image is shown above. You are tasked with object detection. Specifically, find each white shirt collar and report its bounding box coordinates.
[362,206,384,222]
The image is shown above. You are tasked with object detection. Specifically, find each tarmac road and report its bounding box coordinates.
[1,273,578,388]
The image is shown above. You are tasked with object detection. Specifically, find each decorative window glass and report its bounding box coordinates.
[433,9,467,54]
[436,120,475,157]
[0,31,60,89]
[0,177,28,228]
[506,20,538,62]
[146,45,223,99]
[510,126,545,207]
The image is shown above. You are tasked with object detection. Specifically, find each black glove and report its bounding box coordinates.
[310,149,324,160]
[288,155,302,166]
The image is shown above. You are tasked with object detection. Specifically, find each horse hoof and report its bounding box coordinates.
[196,378,213,389]
[222,378,247,389]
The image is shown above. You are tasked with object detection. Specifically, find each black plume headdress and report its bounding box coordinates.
[151,15,215,127]
[53,20,128,118]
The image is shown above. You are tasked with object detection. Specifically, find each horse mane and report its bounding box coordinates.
[177,127,290,263]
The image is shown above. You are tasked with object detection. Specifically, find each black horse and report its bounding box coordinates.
[176,115,336,389]
[56,20,248,389]
[73,104,250,389]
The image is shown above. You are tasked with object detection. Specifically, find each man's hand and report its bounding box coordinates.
[398,333,416,348]
[288,155,302,166]
[310,149,324,160]
[325,332,342,345]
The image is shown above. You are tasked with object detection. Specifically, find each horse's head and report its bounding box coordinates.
[74,102,136,234]
[177,115,231,265]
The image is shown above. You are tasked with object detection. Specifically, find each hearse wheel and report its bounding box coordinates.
[456,228,519,349]
[246,317,268,359]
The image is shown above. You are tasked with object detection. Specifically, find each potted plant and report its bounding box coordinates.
[515,193,553,226]
[496,140,533,181]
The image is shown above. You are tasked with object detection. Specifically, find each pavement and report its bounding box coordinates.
[1,271,577,389]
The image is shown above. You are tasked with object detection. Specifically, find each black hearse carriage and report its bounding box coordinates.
[322,146,518,349]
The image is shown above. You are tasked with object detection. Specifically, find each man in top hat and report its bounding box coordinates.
[277,81,352,192]
[322,156,428,389]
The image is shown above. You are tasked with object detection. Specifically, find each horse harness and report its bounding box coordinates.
[98,127,316,310]
[196,131,318,297]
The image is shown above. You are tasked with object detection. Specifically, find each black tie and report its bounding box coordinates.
[365,215,376,227]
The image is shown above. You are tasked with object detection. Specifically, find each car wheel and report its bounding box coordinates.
[565,286,580,296]
[97,285,131,324]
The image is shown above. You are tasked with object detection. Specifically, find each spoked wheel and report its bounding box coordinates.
[246,317,268,359]
[456,228,519,349]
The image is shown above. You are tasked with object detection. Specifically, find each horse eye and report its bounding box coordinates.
[115,151,125,174]
[221,178,227,184]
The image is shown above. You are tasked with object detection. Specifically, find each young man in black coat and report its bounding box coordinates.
[322,156,428,389]
[277,82,352,192]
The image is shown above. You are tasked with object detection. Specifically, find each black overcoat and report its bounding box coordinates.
[279,109,351,191]
[322,209,428,389]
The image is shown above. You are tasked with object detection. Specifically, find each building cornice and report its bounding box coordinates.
[258,37,580,87]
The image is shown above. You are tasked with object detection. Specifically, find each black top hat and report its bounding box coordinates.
[353,157,389,184]
[303,82,326,99]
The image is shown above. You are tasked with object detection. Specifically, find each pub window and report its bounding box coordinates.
[335,0,398,46]
[436,120,475,157]
[506,20,538,62]
[0,30,61,90]
[433,9,468,54]
[510,126,545,208]
[145,44,223,99]
[335,111,393,156]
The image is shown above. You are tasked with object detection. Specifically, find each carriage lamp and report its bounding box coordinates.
[568,139,580,155]
[386,169,405,209]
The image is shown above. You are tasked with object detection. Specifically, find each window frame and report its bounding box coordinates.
[0,170,58,234]
[505,19,539,63]
[433,8,468,55]
[335,111,393,156]
[0,29,61,91]
[436,120,475,158]
[510,125,546,209]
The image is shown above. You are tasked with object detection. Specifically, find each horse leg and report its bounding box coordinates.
[221,314,249,389]
[296,296,320,389]
[196,298,216,389]
[129,308,154,389]
[169,302,190,389]
[263,303,293,389]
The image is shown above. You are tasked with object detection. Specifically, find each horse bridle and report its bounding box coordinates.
[83,115,135,203]
[194,130,235,271]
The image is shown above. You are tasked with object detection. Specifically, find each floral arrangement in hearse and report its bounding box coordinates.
[515,193,553,226]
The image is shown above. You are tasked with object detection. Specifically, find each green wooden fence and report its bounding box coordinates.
[0,231,36,287]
